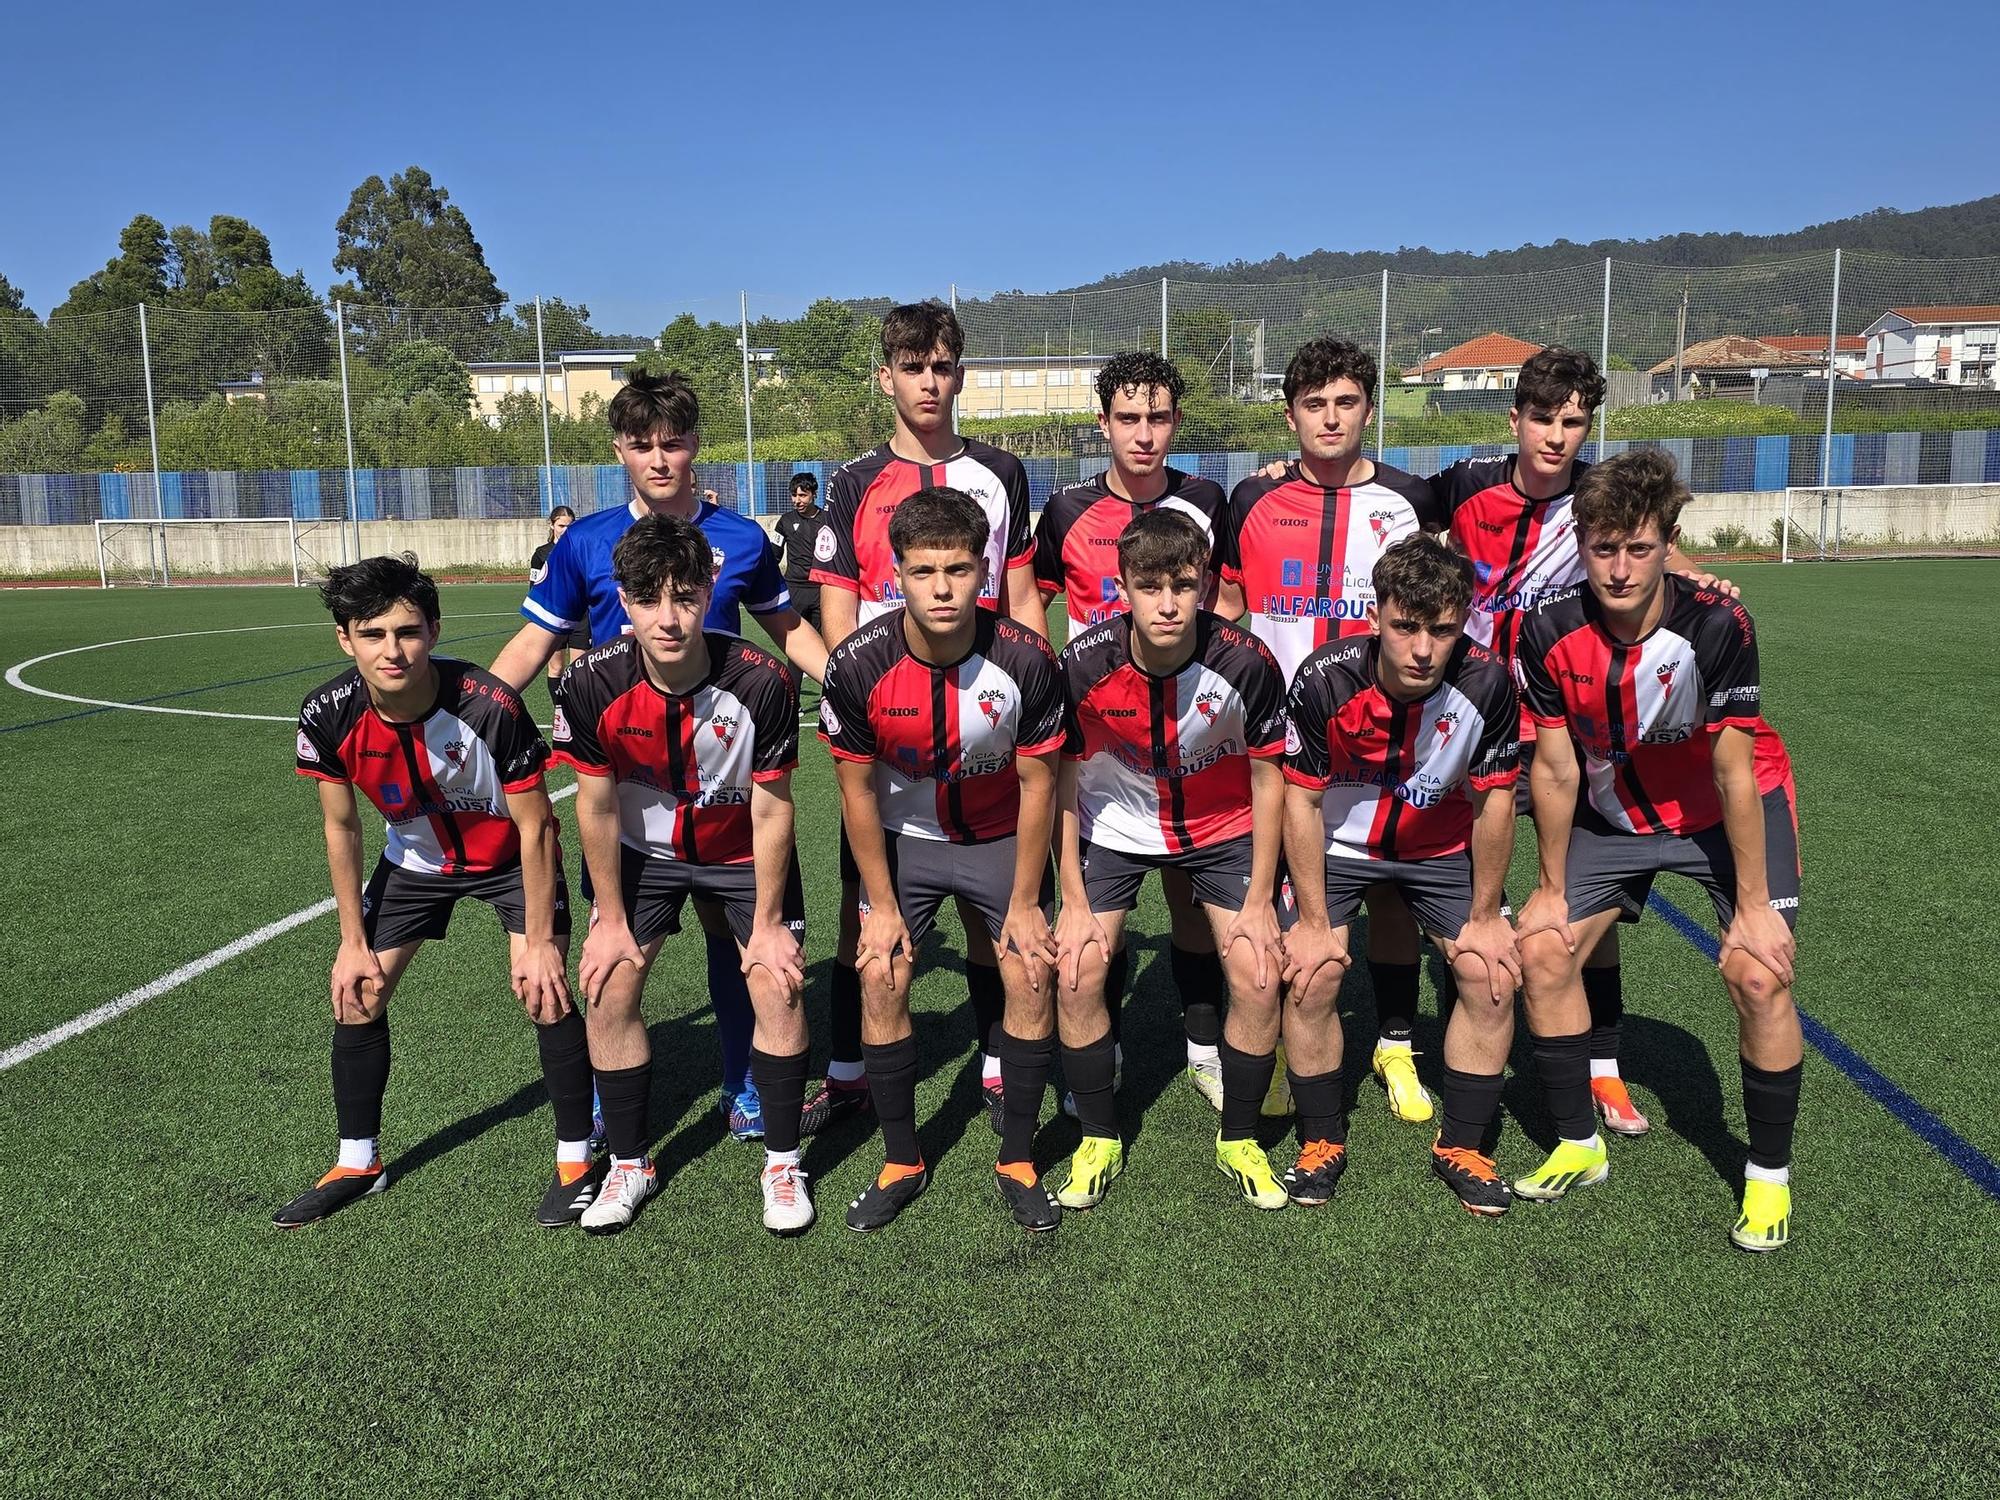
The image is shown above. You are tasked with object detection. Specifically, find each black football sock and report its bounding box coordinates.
[1585,964,1625,1062]
[706,932,754,1098]
[1532,1031,1596,1142]
[1102,947,1130,1046]
[595,1060,652,1162]
[967,962,1005,1062]
[1218,1038,1276,1142]
[1369,961,1421,1047]
[1061,1032,1119,1141]
[331,1015,391,1142]
[998,1030,1055,1166]
[1439,1066,1507,1152]
[750,1046,810,1156]
[1289,1066,1345,1146]
[863,1037,922,1167]
[1741,1058,1804,1171]
[532,1008,595,1144]
[829,962,863,1070]
[1173,947,1226,1047]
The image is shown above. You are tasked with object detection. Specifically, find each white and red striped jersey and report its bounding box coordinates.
[551,633,797,866]
[1284,636,1521,862]
[1033,468,1226,629]
[1062,612,1287,856]
[1518,576,1793,837]
[295,658,547,876]
[810,439,1034,625]
[1217,460,1446,684]
[819,609,1065,844]
[1431,455,1589,667]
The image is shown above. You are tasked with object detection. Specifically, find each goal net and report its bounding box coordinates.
[1778,485,2000,562]
[94,518,349,587]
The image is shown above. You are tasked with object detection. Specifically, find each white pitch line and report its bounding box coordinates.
[0,784,578,1074]
[4,613,525,724]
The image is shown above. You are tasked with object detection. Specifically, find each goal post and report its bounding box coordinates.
[1779,484,2000,563]
[93,517,342,588]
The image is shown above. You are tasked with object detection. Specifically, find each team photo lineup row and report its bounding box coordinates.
[278,300,1804,1253]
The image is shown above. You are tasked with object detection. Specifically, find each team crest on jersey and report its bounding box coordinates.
[441,739,469,772]
[710,712,738,750]
[296,729,319,763]
[710,546,727,578]
[1433,710,1459,744]
[1656,661,1679,693]
[1368,509,1397,544]
[813,527,837,563]
[1194,689,1223,724]
[977,687,1009,728]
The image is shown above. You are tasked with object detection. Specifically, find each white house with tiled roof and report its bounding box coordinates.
[1859,306,2000,387]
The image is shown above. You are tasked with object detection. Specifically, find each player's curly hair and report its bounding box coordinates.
[888,486,989,560]
[1372,535,1473,623]
[880,300,965,364]
[613,513,715,606]
[321,552,440,628]
[1117,509,1209,585]
[1572,448,1691,543]
[1282,336,1376,407]
[608,369,700,441]
[1513,346,1606,415]
[1096,350,1185,414]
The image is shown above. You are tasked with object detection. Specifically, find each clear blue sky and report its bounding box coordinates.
[2,0,1994,335]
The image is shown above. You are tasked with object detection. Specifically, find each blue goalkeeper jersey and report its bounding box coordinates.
[520,498,791,647]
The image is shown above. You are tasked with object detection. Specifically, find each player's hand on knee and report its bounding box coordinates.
[579,920,643,1003]
[857,905,911,977]
[513,938,572,1023]
[1003,902,1059,994]
[1054,904,1111,993]
[1453,915,1522,1005]
[1719,904,1794,990]
[1514,888,1576,955]
[742,921,806,993]
[1282,921,1350,993]
[1224,900,1282,991]
[330,941,385,1024]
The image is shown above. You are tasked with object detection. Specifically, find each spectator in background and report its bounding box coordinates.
[773,473,827,634]
[528,506,587,706]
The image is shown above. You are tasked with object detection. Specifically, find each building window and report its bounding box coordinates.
[477,375,501,393]
[1047,369,1069,387]
[1010,370,1035,387]
[1963,363,1993,384]
[976,370,1001,387]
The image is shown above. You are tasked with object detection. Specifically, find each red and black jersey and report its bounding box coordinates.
[1518,575,1793,837]
[810,439,1034,625]
[551,633,798,866]
[1284,636,1520,863]
[1432,455,1589,668]
[1062,612,1287,857]
[1033,468,1227,628]
[295,657,546,876]
[1216,460,1446,684]
[819,609,1065,844]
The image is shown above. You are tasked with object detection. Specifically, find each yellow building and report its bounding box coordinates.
[465,349,643,424]
[955,355,1108,418]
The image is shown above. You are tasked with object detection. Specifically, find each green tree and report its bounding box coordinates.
[0,273,27,314]
[380,339,472,410]
[331,167,506,310]
[0,391,87,472]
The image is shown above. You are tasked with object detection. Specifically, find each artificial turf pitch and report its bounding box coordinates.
[1,564,1995,1499]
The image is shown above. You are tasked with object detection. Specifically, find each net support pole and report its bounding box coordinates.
[1598,257,1612,457]
[1376,269,1389,458]
[336,300,359,564]
[1820,248,1842,488]
[288,514,302,588]
[137,302,162,521]
[739,291,756,515]
[535,296,555,515]
[949,283,957,313]
[1160,278,1169,359]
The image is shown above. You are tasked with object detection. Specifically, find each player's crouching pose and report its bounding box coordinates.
[1281,536,1526,1215]
[820,487,1068,1233]
[279,555,589,1229]
[557,515,813,1236]
[1054,510,1290,1211]
[1512,451,1802,1250]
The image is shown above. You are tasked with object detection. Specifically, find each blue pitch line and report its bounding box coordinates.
[0,626,515,736]
[1648,891,2000,1203]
